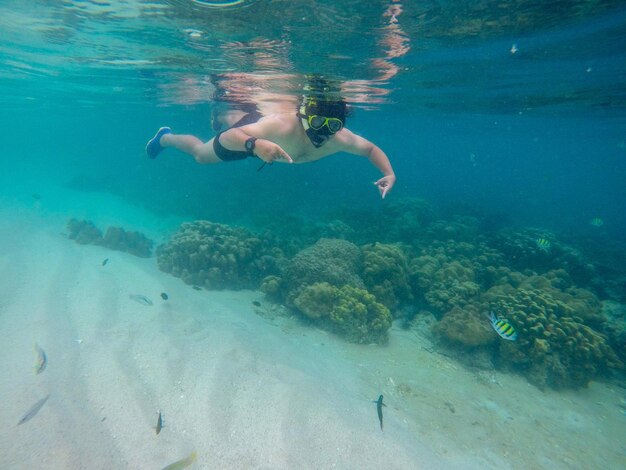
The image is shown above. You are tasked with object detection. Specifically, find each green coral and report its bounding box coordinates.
[156,220,281,289]
[408,240,501,313]
[293,281,337,319]
[433,304,496,347]
[293,282,392,344]
[489,228,596,287]
[361,242,412,311]
[282,238,364,304]
[260,275,283,299]
[483,273,623,389]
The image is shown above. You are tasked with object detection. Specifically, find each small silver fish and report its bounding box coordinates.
[17,395,50,426]
[35,343,47,374]
[129,294,153,306]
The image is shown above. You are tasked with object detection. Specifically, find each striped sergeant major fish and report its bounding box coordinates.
[489,312,518,341]
[535,237,551,251]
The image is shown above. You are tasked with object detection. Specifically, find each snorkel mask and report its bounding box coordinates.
[298,96,346,148]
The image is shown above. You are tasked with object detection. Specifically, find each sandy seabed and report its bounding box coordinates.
[0,201,625,470]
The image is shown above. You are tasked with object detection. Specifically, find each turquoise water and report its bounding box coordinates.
[2,1,625,229]
[1,1,626,468]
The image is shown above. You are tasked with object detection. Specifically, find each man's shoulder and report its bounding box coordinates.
[260,112,298,123]
[256,113,300,135]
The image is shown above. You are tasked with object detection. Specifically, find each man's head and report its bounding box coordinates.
[302,96,347,134]
[299,95,347,147]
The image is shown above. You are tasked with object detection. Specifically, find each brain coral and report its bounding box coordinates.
[281,238,364,304]
[157,220,281,289]
[293,282,392,344]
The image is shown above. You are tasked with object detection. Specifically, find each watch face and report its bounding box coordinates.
[245,138,255,152]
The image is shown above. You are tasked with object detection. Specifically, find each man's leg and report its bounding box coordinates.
[160,134,220,164]
[146,127,220,164]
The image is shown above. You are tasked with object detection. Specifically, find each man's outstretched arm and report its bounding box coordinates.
[339,130,397,199]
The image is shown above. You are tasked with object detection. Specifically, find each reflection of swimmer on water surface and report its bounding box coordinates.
[146,79,397,199]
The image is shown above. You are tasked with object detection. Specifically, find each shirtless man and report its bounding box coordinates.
[145,96,396,198]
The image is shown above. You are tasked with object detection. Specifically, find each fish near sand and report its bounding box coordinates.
[489,312,518,341]
[155,411,163,435]
[129,294,153,306]
[161,451,197,470]
[102,258,109,266]
[373,395,386,430]
[35,343,47,374]
[17,395,50,426]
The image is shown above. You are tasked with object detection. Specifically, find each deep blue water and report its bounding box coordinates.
[1,1,625,237]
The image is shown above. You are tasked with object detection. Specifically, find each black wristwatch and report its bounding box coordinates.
[244,137,257,155]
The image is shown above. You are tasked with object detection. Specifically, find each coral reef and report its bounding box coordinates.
[293,282,392,344]
[481,273,623,389]
[280,238,364,305]
[408,239,508,314]
[433,304,496,347]
[421,215,481,243]
[361,242,412,311]
[67,219,154,257]
[156,220,282,289]
[67,219,103,245]
[260,275,283,299]
[140,201,626,391]
[102,226,153,258]
[326,197,435,244]
[489,228,596,286]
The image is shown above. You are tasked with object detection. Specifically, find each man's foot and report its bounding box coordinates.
[145,127,171,159]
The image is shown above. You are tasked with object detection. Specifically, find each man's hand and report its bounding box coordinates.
[255,139,293,163]
[374,174,396,199]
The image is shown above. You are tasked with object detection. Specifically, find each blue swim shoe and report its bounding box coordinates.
[145,127,171,159]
